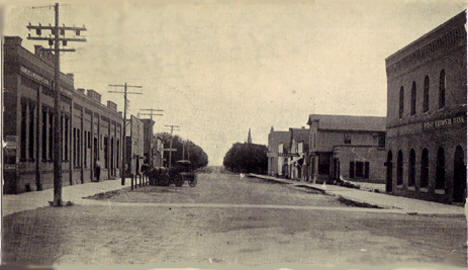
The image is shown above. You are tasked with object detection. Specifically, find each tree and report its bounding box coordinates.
[223,142,268,174]
[156,133,208,170]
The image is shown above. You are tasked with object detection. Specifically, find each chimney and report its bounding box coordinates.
[86,89,102,103]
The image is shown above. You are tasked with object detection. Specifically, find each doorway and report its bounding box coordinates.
[453,146,466,203]
[385,151,393,192]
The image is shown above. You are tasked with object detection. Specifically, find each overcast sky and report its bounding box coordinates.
[3,0,466,165]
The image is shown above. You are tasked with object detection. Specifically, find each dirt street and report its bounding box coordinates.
[2,172,466,267]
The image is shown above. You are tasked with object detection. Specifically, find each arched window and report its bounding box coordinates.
[386,151,393,192]
[439,70,446,108]
[399,87,404,119]
[397,150,403,185]
[420,148,429,188]
[436,147,445,190]
[408,149,415,186]
[411,82,416,115]
[423,76,429,112]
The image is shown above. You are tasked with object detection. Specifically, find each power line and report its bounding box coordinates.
[26,2,87,207]
[108,83,142,185]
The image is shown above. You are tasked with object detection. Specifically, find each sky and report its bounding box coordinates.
[2,0,467,165]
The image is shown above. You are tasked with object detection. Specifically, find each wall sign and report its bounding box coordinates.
[20,66,51,87]
[423,115,466,130]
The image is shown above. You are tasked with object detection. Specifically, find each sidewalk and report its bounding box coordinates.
[249,174,466,216]
[2,178,132,216]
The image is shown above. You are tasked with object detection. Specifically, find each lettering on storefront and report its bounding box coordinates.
[423,115,466,130]
[20,66,51,87]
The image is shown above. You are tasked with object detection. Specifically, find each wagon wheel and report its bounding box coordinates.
[189,176,197,187]
[174,174,184,187]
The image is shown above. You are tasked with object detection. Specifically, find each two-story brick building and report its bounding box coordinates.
[3,36,124,194]
[306,114,386,184]
[385,10,466,203]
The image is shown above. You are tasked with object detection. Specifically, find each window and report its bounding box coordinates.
[420,148,429,188]
[378,134,385,147]
[344,134,351,144]
[84,131,87,168]
[410,82,416,115]
[20,101,27,160]
[364,162,369,178]
[397,150,403,185]
[399,86,404,119]
[355,161,364,178]
[88,131,91,148]
[423,76,429,112]
[318,155,329,175]
[42,108,47,160]
[28,103,35,160]
[436,147,445,190]
[439,70,446,108]
[349,162,354,178]
[408,149,415,187]
[111,137,114,170]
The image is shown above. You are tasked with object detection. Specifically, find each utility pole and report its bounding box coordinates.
[108,83,142,185]
[139,108,164,166]
[27,2,86,206]
[164,124,179,169]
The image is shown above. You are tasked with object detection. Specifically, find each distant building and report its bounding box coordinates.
[140,119,155,165]
[152,135,164,167]
[385,10,466,203]
[267,127,290,176]
[286,127,309,180]
[306,114,386,184]
[247,128,252,144]
[125,115,144,176]
[3,36,123,193]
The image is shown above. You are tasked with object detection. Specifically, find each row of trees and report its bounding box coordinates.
[223,143,268,174]
[157,132,208,170]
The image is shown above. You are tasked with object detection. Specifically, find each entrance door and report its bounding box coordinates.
[385,151,393,193]
[453,146,466,203]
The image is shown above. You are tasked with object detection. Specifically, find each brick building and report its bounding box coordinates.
[267,127,290,177]
[385,10,467,203]
[3,36,123,194]
[306,114,386,184]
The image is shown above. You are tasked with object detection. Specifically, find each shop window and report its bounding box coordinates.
[84,132,87,168]
[116,139,120,169]
[111,137,114,170]
[42,108,47,161]
[318,155,329,175]
[397,150,403,185]
[423,76,429,112]
[408,149,415,187]
[64,117,69,161]
[28,103,35,160]
[420,148,429,188]
[49,113,54,160]
[73,128,77,167]
[77,129,81,168]
[364,162,369,178]
[410,82,416,115]
[355,161,364,178]
[439,70,445,109]
[20,101,27,161]
[349,162,354,178]
[104,137,109,169]
[436,147,445,190]
[399,87,404,119]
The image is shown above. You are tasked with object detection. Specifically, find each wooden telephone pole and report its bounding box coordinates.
[108,83,142,185]
[27,2,86,206]
[164,125,179,169]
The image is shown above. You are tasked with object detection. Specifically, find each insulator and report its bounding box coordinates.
[76,30,80,36]
[63,40,67,46]
[36,29,41,35]
[48,39,53,46]
[60,29,65,35]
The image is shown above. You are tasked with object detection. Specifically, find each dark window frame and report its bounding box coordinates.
[423,76,430,112]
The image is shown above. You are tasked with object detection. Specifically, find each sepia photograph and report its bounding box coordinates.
[1,0,467,269]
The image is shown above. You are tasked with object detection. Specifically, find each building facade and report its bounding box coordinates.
[3,36,123,194]
[385,11,467,203]
[125,115,144,176]
[286,127,309,180]
[140,119,155,165]
[306,114,386,184]
[267,127,290,177]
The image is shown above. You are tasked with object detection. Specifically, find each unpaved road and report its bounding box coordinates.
[2,172,466,267]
